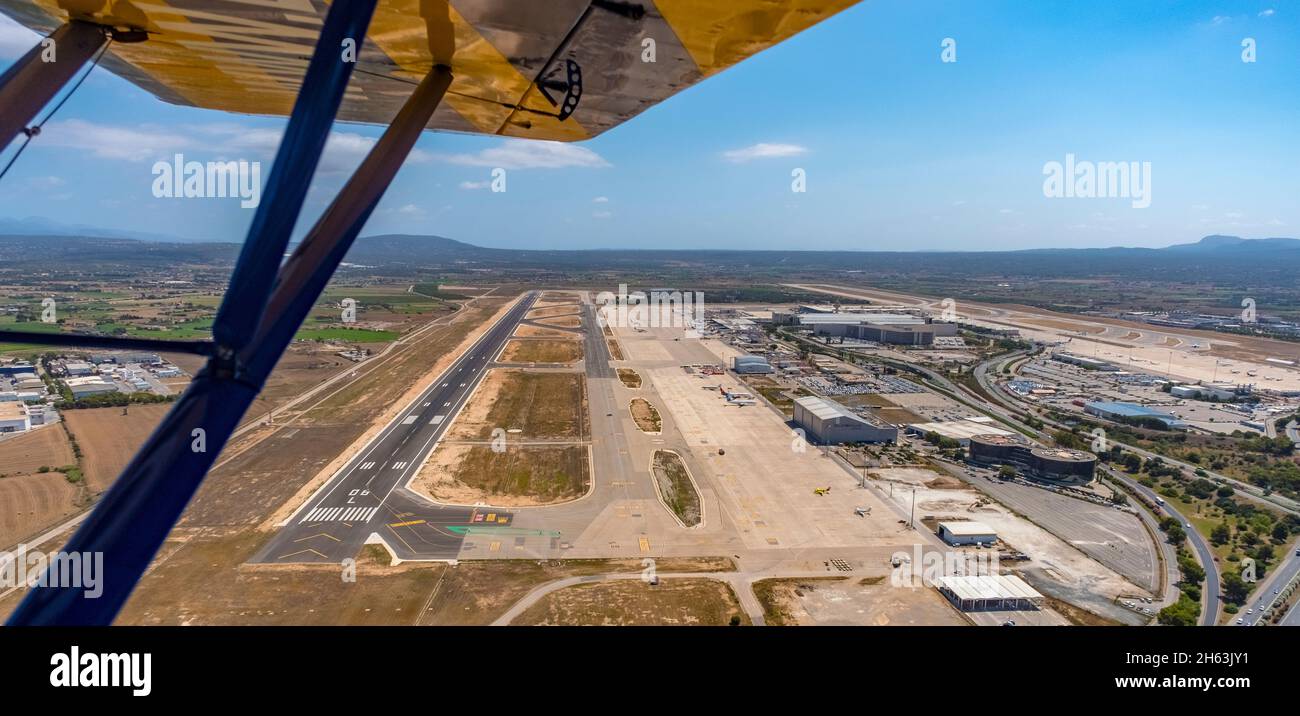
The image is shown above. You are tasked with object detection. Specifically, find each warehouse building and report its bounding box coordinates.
[1084,401,1186,429]
[793,395,897,444]
[731,354,774,374]
[935,575,1044,612]
[65,376,119,399]
[938,521,997,546]
[1051,351,1119,371]
[1170,383,1251,401]
[0,361,36,376]
[63,361,96,376]
[907,419,1014,446]
[0,401,30,433]
[968,434,1097,485]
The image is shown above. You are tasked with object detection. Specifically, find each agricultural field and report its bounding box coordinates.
[63,404,172,494]
[0,426,82,547]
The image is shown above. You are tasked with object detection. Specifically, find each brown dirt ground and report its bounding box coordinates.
[500,338,582,364]
[513,324,577,339]
[526,305,581,320]
[630,398,661,433]
[533,315,581,328]
[448,369,588,441]
[607,338,625,360]
[412,443,589,506]
[513,577,750,626]
[617,368,642,388]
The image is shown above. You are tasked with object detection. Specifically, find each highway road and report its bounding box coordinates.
[252,291,537,564]
[1235,539,1300,626]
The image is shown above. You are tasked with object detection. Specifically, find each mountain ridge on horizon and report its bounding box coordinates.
[4,229,1296,255]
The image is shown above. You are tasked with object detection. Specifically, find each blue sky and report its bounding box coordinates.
[1,1,1297,251]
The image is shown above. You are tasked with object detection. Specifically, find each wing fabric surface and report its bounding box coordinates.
[0,0,859,140]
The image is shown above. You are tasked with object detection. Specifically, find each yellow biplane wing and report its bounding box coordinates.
[0,0,860,141]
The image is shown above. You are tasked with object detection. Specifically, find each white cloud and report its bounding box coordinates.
[27,176,65,190]
[36,120,401,176]
[1211,15,1230,24]
[443,139,609,170]
[722,142,808,163]
[1259,8,1275,17]
[592,210,612,219]
[41,120,191,161]
[0,15,38,60]
[592,196,609,203]
[459,180,490,190]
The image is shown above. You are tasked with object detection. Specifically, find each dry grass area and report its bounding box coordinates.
[112,529,449,626]
[0,425,75,476]
[413,443,589,506]
[651,450,701,527]
[513,578,750,626]
[616,368,642,388]
[500,338,582,364]
[419,557,735,625]
[449,370,588,440]
[0,472,79,547]
[514,324,576,339]
[64,404,171,494]
[534,315,581,328]
[629,397,661,433]
[526,305,580,320]
[606,338,625,360]
[752,576,967,626]
[752,577,850,625]
[532,298,581,310]
[540,292,580,302]
[1044,596,1123,626]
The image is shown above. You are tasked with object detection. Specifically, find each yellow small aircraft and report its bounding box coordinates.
[814,486,832,496]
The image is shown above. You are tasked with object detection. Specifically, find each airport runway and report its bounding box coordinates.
[252,291,537,564]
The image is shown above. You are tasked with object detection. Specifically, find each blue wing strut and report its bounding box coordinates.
[6,2,453,625]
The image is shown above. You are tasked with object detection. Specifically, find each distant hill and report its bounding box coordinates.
[3,232,1300,288]
[1161,235,1300,252]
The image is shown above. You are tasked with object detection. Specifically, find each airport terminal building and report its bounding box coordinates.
[793,395,897,444]
[772,311,958,346]
[968,433,1097,485]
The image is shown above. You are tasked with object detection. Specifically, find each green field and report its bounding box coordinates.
[294,327,400,343]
